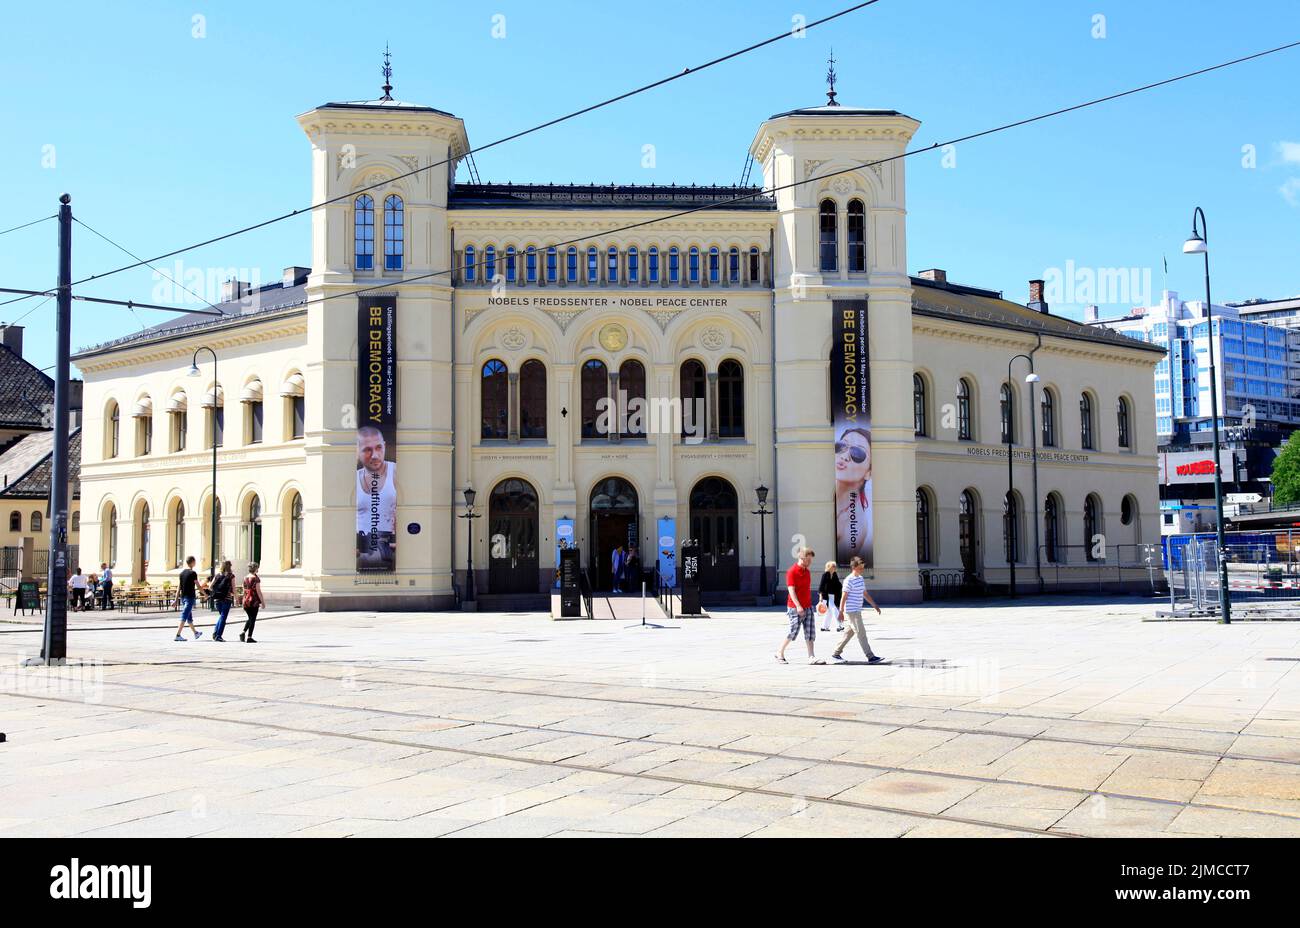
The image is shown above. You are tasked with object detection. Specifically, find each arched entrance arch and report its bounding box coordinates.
[589,477,639,592]
[488,478,539,594]
[690,477,739,591]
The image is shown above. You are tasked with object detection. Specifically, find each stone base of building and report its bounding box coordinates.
[302,592,459,613]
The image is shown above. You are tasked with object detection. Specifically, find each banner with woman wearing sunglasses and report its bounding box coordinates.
[832,300,872,568]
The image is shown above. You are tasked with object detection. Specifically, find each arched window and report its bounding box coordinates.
[289,493,304,568]
[1117,396,1132,449]
[383,195,403,271]
[688,246,700,284]
[718,359,744,438]
[546,246,558,283]
[916,489,932,563]
[607,246,618,283]
[172,500,185,568]
[1044,494,1061,563]
[485,245,497,281]
[464,244,476,283]
[913,373,927,436]
[669,246,681,284]
[354,194,375,270]
[1041,389,1056,447]
[1121,494,1136,527]
[728,246,740,283]
[957,378,973,440]
[819,199,838,272]
[520,359,547,439]
[847,199,866,272]
[627,246,639,283]
[32,511,42,533]
[1002,492,1019,564]
[107,402,120,459]
[680,360,706,440]
[243,495,263,565]
[648,246,659,283]
[1084,494,1101,560]
[581,359,607,440]
[749,246,760,283]
[1080,393,1095,449]
[959,489,979,576]
[106,503,118,565]
[586,246,599,283]
[525,245,537,283]
[7,511,19,531]
[619,360,646,438]
[566,246,578,282]
[480,359,509,440]
[505,245,517,283]
[1000,383,1016,444]
[202,497,220,570]
[708,246,720,284]
[134,396,153,455]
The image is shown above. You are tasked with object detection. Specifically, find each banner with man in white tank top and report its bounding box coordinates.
[832,299,872,568]
[357,295,398,571]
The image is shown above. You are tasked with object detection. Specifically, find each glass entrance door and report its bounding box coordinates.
[488,479,539,594]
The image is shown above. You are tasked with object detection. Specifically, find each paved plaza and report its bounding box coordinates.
[1,596,1298,837]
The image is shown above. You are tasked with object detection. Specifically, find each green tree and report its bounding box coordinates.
[1270,432,1300,505]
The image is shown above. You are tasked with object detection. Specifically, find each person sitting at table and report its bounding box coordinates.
[86,572,100,610]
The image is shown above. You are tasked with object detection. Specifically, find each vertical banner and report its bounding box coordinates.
[554,518,575,588]
[832,299,872,568]
[356,296,398,571]
[657,516,677,588]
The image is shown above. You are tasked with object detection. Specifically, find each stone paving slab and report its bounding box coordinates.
[2,596,1299,838]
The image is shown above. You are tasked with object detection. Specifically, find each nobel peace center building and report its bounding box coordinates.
[72,86,1164,611]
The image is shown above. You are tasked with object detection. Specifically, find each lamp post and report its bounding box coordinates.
[752,483,771,604]
[1005,355,1039,597]
[1184,208,1231,624]
[188,347,218,580]
[459,486,480,608]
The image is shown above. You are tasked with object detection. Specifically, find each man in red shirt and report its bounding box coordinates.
[777,547,824,664]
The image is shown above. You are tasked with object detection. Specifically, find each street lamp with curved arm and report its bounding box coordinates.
[188,346,218,580]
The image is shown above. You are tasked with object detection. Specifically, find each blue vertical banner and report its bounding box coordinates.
[555,518,575,588]
[657,516,677,588]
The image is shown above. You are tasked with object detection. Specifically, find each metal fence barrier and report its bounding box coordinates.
[1162,531,1300,618]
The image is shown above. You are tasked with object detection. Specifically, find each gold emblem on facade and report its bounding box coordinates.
[598,323,628,351]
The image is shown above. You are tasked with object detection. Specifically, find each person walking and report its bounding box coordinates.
[777,547,824,665]
[210,560,235,642]
[610,544,625,594]
[173,556,203,642]
[100,563,114,611]
[831,556,884,664]
[68,567,88,612]
[240,561,265,643]
[817,560,842,632]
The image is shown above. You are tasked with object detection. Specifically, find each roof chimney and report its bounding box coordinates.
[222,279,251,303]
[1084,305,1099,323]
[0,324,23,357]
[1027,279,1048,314]
[282,266,310,288]
[917,269,947,284]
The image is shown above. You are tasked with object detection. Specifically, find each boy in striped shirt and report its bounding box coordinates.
[832,556,884,664]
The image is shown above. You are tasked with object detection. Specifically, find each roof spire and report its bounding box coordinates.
[380,43,393,101]
[825,49,839,106]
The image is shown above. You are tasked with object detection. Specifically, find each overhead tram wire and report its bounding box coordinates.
[72,37,1290,321]
[72,216,228,318]
[0,286,223,317]
[63,0,887,289]
[0,215,55,238]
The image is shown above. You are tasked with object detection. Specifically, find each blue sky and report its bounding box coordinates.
[1,0,1298,374]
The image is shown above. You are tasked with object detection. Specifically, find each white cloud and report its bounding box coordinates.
[1281,177,1300,207]
[1278,141,1300,165]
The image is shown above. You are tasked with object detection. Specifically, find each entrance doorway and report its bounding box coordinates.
[690,477,739,591]
[488,478,540,594]
[589,477,638,592]
[959,489,980,579]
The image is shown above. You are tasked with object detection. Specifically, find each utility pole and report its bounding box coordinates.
[40,194,72,664]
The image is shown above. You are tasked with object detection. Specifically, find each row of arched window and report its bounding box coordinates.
[480,358,745,442]
[915,488,1138,567]
[818,199,868,273]
[459,243,767,288]
[354,194,404,272]
[99,490,305,577]
[102,375,305,460]
[913,374,1134,451]
[7,510,78,533]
